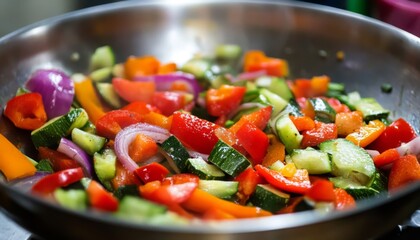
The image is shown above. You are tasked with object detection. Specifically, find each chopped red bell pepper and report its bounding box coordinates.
[305,179,335,202]
[235,122,269,165]
[326,98,350,113]
[170,112,220,154]
[301,121,337,148]
[234,167,264,204]
[388,155,420,192]
[255,165,311,194]
[112,77,156,103]
[244,50,289,77]
[4,92,47,130]
[124,55,160,79]
[38,147,81,172]
[373,148,400,168]
[229,106,272,134]
[152,91,186,116]
[206,85,246,117]
[111,161,142,189]
[86,180,119,212]
[161,173,200,185]
[96,110,143,139]
[368,118,417,153]
[122,101,161,115]
[134,162,170,183]
[32,167,84,194]
[333,188,356,210]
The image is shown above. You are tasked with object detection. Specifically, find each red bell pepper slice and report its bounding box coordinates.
[388,155,420,192]
[333,188,356,210]
[206,85,246,117]
[122,101,161,115]
[112,77,156,103]
[234,167,264,204]
[235,122,269,165]
[244,51,289,77]
[170,112,220,154]
[229,106,272,134]
[326,98,350,113]
[4,92,47,130]
[368,118,417,153]
[152,91,186,116]
[38,147,81,171]
[301,121,337,148]
[305,179,335,202]
[134,162,170,183]
[373,148,400,168]
[255,164,311,194]
[86,180,119,212]
[111,161,142,189]
[96,110,143,139]
[32,167,84,194]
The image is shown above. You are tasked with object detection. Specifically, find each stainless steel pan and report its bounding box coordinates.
[0,1,419,239]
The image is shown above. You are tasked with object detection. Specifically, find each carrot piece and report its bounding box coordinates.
[158,62,177,74]
[128,133,158,163]
[0,133,36,181]
[142,112,173,130]
[262,134,286,167]
[346,120,386,147]
[182,189,272,218]
[124,55,160,79]
[289,115,316,132]
[388,155,420,192]
[74,78,106,124]
[335,111,364,137]
[373,148,400,168]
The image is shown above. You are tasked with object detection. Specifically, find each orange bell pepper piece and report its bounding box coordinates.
[182,188,272,218]
[124,55,160,79]
[335,111,364,137]
[346,120,386,147]
[74,78,106,124]
[0,133,36,181]
[388,155,420,192]
[262,134,286,167]
[128,133,158,163]
[289,115,316,132]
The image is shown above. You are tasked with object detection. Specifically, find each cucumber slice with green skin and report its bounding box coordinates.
[114,185,139,200]
[90,45,115,71]
[249,184,290,213]
[208,140,251,177]
[273,114,303,153]
[198,180,238,199]
[283,98,303,117]
[186,157,225,180]
[354,98,390,121]
[215,44,242,61]
[160,136,190,173]
[93,148,117,191]
[116,196,167,220]
[181,58,211,79]
[35,159,54,173]
[309,98,336,123]
[54,188,87,211]
[96,82,123,109]
[255,77,294,102]
[319,139,376,183]
[330,172,387,200]
[294,197,334,213]
[90,67,112,82]
[31,108,89,149]
[72,128,106,155]
[80,120,96,134]
[259,88,288,117]
[290,148,331,174]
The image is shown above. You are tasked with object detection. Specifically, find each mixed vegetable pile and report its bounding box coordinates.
[1,45,420,225]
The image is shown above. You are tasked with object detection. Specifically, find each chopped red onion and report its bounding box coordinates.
[366,149,380,158]
[57,138,92,177]
[25,69,74,119]
[396,136,420,158]
[114,123,170,173]
[226,70,267,83]
[187,149,209,162]
[10,171,50,191]
[134,72,201,99]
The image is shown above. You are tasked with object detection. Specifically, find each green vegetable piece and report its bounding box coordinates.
[115,196,167,221]
[114,185,139,200]
[354,98,390,121]
[381,83,393,93]
[90,67,112,82]
[160,135,190,173]
[208,140,251,177]
[198,180,238,199]
[93,148,117,191]
[35,159,54,173]
[90,45,115,70]
[72,128,106,155]
[187,157,225,180]
[309,98,336,123]
[54,188,87,211]
[273,114,302,153]
[96,82,123,109]
[249,184,290,213]
[215,44,242,60]
[181,58,211,79]
[290,148,331,174]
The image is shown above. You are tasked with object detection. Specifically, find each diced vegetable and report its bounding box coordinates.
[208,140,251,177]
[249,184,290,213]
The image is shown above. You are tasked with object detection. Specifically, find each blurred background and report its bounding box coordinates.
[0,0,419,38]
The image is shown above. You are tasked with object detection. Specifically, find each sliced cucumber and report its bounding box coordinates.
[93,148,117,191]
[35,159,54,173]
[259,88,288,117]
[319,139,376,183]
[269,77,294,102]
[330,172,387,200]
[72,128,106,155]
[160,136,190,173]
[54,188,87,211]
[215,44,242,61]
[80,120,96,134]
[198,180,238,199]
[31,108,89,148]
[273,114,303,153]
[309,98,336,123]
[114,185,139,200]
[208,140,251,177]
[90,45,115,71]
[90,67,112,82]
[283,98,303,117]
[294,197,335,213]
[186,157,225,180]
[354,98,390,121]
[290,147,331,174]
[249,184,290,213]
[181,58,211,79]
[96,82,123,109]
[116,196,167,220]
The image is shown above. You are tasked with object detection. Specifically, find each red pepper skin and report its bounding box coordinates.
[255,165,311,194]
[122,101,161,115]
[234,168,264,204]
[111,161,142,190]
[87,180,119,212]
[4,93,47,130]
[333,188,356,210]
[305,179,335,202]
[38,147,81,171]
[206,85,246,117]
[235,122,269,165]
[152,91,186,116]
[96,110,143,139]
[368,118,417,153]
[301,122,337,148]
[326,98,350,113]
[32,167,84,194]
[373,148,400,168]
[134,162,170,183]
[170,112,220,154]
[388,155,420,192]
